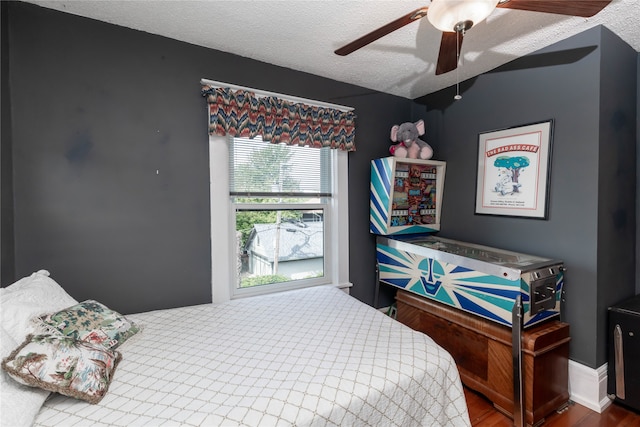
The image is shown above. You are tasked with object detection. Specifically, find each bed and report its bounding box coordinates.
[1,271,471,426]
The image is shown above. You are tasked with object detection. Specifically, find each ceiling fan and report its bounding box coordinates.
[335,0,612,75]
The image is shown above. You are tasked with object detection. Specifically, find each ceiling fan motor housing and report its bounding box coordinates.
[427,0,500,32]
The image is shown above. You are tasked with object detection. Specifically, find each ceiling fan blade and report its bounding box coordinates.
[436,31,463,75]
[334,7,429,56]
[496,0,611,17]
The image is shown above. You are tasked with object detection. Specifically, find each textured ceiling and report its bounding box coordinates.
[23,0,640,99]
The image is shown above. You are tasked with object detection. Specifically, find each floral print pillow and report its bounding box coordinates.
[36,300,140,350]
[1,334,121,404]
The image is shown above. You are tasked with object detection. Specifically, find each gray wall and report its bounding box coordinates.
[1,2,15,285]
[597,27,637,365]
[1,2,411,313]
[418,26,637,368]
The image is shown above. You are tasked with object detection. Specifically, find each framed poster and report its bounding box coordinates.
[475,120,553,219]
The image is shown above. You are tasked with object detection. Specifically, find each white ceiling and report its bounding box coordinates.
[23,0,640,99]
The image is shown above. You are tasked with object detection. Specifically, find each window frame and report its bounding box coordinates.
[209,135,350,302]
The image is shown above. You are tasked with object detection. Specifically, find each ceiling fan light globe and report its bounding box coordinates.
[427,0,500,32]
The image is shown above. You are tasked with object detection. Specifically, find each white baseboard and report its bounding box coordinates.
[568,360,612,413]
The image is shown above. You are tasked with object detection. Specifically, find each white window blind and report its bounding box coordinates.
[229,137,332,199]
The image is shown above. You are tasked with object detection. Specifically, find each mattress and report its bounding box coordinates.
[34,285,470,426]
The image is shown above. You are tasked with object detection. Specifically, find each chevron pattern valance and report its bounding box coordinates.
[201,86,356,151]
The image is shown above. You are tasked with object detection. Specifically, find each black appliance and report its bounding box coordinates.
[608,294,640,412]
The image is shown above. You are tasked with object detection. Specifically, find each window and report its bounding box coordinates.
[209,135,349,301]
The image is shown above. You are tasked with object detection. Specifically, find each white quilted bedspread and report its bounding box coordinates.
[34,286,470,426]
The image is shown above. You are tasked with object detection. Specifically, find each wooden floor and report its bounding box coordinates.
[465,387,640,426]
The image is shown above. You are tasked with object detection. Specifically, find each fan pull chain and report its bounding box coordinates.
[454,29,462,100]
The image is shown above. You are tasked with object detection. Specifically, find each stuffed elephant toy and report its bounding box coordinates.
[390,120,433,160]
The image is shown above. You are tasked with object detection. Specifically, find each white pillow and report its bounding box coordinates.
[1,326,50,427]
[0,270,78,343]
